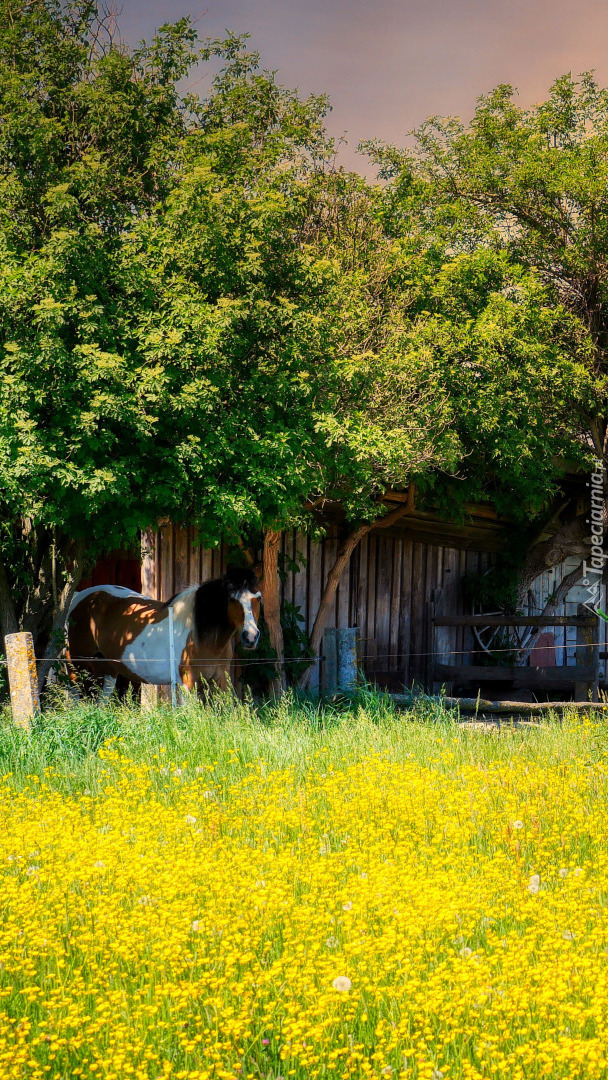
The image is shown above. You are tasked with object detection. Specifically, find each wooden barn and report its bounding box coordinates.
[86,487,607,700]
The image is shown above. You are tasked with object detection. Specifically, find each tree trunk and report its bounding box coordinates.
[261,529,286,698]
[0,557,18,639]
[36,537,87,692]
[516,515,591,604]
[299,488,415,691]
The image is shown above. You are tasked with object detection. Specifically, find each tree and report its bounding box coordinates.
[0,0,233,678]
[363,73,608,602]
[122,118,459,686]
[0,7,456,689]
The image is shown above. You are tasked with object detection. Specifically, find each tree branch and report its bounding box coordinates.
[299,485,415,690]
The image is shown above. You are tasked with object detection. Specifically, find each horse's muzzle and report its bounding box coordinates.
[241,629,260,650]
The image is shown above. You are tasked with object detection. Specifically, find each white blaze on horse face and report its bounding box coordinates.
[236,588,262,648]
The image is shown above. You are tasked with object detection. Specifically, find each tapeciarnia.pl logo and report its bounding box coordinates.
[582,460,608,622]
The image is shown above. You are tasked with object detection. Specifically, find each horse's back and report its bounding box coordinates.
[68,585,165,660]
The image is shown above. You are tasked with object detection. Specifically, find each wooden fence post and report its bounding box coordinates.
[4,632,39,730]
[323,627,359,694]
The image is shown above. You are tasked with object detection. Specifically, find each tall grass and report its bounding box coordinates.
[0,688,602,794]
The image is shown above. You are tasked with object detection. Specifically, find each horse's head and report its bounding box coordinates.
[225,565,262,650]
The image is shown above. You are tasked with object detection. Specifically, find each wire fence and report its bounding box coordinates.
[0,638,604,668]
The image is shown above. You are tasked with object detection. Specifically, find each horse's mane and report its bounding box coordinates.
[193,565,260,644]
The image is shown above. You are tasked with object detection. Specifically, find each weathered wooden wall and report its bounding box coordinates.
[142,523,502,692]
[139,519,607,693]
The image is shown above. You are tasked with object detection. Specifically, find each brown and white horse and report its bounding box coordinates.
[66,566,262,698]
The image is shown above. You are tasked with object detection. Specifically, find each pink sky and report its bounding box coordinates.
[119,0,608,169]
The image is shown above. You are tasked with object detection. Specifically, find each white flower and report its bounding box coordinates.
[202,790,214,800]
[558,868,569,878]
[172,768,183,778]
[342,901,353,911]
[332,976,352,992]
[562,930,575,941]
[512,820,524,830]
[325,936,339,949]
[184,815,197,826]
[195,766,205,775]
[93,860,105,869]
[432,1072,445,1080]
[191,920,200,932]
[528,874,541,894]
[459,946,472,958]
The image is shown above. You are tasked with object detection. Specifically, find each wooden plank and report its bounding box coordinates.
[433,615,596,628]
[141,528,158,599]
[434,547,459,692]
[189,526,201,586]
[174,526,189,594]
[356,533,369,654]
[159,523,174,601]
[389,538,402,673]
[324,527,338,631]
[336,529,350,630]
[426,545,442,689]
[200,546,213,585]
[399,539,413,686]
[374,535,393,675]
[434,664,595,688]
[364,533,378,679]
[409,542,426,687]
[307,537,323,693]
[293,532,308,632]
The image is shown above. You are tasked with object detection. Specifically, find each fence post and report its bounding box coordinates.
[336,628,359,692]
[575,604,594,701]
[323,628,338,696]
[4,632,39,730]
[140,684,159,712]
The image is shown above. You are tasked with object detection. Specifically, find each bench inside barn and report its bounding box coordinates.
[432,614,602,703]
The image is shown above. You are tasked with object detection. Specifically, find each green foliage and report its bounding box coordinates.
[236,600,314,695]
[364,71,608,511]
[0,4,454,649]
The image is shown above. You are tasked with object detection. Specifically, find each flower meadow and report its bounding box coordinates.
[1,701,608,1080]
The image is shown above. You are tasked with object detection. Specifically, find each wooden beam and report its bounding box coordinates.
[390,694,608,714]
[434,664,595,688]
[444,697,608,714]
[433,615,596,628]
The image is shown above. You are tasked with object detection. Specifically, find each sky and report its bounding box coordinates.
[118,0,608,170]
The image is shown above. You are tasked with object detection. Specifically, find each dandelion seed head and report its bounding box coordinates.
[332,975,352,992]
[528,874,541,894]
[513,820,524,829]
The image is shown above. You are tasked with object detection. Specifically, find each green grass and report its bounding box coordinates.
[0,687,604,794]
